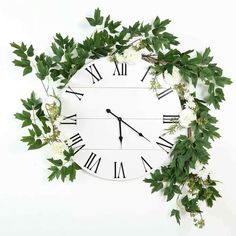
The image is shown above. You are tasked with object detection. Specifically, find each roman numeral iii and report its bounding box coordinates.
[84,152,101,174]
[113,62,127,76]
[66,86,84,101]
[65,132,85,154]
[61,114,77,125]
[85,63,103,84]
[114,162,126,179]
[156,136,173,154]
[163,115,179,124]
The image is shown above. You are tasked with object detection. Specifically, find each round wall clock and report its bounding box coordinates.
[12,8,232,226]
[60,58,182,180]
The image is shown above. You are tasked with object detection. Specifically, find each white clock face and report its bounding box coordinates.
[60,58,182,180]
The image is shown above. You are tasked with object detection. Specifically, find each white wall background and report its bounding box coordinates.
[0,0,236,235]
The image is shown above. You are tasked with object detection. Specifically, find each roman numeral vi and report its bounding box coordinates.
[114,162,126,179]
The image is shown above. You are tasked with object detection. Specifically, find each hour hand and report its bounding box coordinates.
[118,118,123,148]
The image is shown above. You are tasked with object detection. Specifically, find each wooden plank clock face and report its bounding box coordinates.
[60,58,182,181]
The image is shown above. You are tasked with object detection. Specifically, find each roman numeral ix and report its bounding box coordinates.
[113,62,127,76]
[156,136,173,154]
[85,63,103,84]
[84,152,101,174]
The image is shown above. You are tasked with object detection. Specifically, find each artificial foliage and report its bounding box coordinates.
[11,8,232,227]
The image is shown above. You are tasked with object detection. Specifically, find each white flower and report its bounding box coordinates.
[163,66,182,87]
[115,53,126,63]
[189,161,203,175]
[185,100,196,109]
[122,47,142,64]
[184,92,194,102]
[184,92,196,109]
[50,141,67,158]
[179,108,196,128]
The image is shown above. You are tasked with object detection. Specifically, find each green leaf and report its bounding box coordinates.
[22,119,32,127]
[48,166,60,181]
[23,66,32,76]
[47,158,63,166]
[13,59,30,67]
[151,182,163,193]
[171,209,181,225]
[27,45,34,57]
[61,166,67,182]
[86,8,103,26]
[32,124,42,137]
[28,139,44,150]
[164,185,175,201]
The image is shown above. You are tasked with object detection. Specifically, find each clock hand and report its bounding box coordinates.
[106,109,150,142]
[118,118,123,149]
[119,118,150,142]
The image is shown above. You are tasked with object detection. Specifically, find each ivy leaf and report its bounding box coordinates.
[86,8,103,26]
[47,158,63,166]
[67,162,81,182]
[48,166,60,181]
[164,185,175,201]
[171,209,181,225]
[28,139,45,150]
[27,45,34,57]
[32,124,42,137]
[23,66,32,76]
[61,166,67,182]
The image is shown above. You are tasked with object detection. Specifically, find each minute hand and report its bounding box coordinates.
[120,118,150,142]
[106,109,150,142]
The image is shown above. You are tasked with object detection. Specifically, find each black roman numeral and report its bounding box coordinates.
[114,162,126,179]
[113,62,127,76]
[66,86,84,101]
[84,152,101,173]
[157,88,173,99]
[156,136,173,154]
[85,63,103,84]
[163,115,179,124]
[141,66,151,82]
[65,132,85,154]
[61,114,77,125]
[141,156,153,172]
